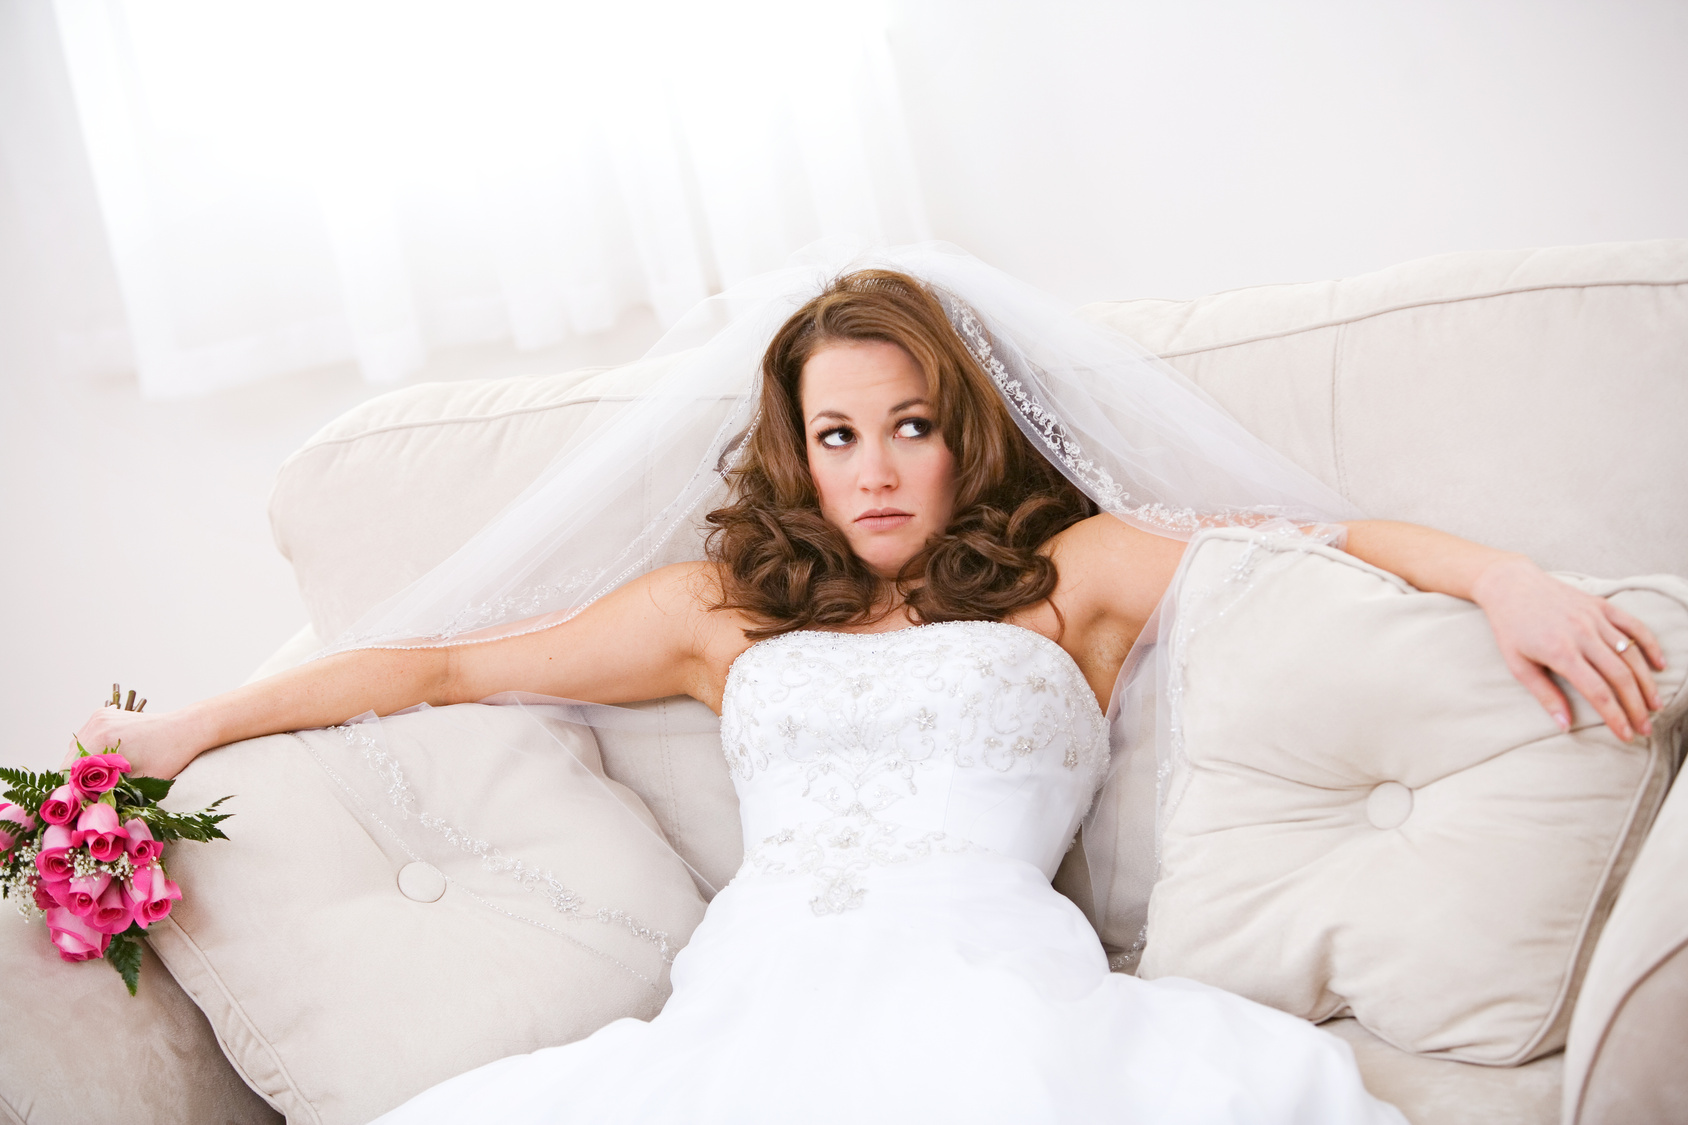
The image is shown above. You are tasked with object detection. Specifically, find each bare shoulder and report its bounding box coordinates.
[1041,514,1186,623]
[638,559,724,615]
[1043,513,1182,567]
[644,559,759,654]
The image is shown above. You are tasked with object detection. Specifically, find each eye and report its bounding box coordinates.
[895,417,933,439]
[817,426,854,448]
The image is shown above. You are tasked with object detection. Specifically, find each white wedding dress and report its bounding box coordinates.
[375,621,1404,1124]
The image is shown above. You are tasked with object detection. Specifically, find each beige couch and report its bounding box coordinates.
[3,240,1684,1125]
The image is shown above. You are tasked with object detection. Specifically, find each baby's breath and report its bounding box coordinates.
[68,849,135,881]
[0,867,43,920]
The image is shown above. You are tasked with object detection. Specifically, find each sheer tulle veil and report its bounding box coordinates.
[316,241,1360,956]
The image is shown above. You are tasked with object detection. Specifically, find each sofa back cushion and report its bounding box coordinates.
[1134,529,1688,1065]
[150,702,706,1125]
[1079,240,1688,579]
[270,353,746,646]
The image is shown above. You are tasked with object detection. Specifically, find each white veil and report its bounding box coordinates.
[317,241,1360,960]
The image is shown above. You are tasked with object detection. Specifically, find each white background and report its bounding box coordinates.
[2,0,1684,765]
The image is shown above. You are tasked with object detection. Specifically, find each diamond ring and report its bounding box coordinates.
[1614,637,1632,655]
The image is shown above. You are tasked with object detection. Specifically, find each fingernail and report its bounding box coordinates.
[1641,719,1653,737]
[1553,712,1570,732]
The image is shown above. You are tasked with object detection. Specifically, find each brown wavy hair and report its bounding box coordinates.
[705,269,1096,640]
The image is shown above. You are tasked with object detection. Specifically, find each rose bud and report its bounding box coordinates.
[73,802,129,862]
[64,872,112,918]
[31,877,61,911]
[0,802,36,852]
[89,880,134,934]
[128,865,183,927]
[45,906,110,962]
[34,824,76,882]
[38,785,81,826]
[68,753,131,800]
[123,819,163,863]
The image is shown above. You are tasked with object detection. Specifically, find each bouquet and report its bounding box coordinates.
[0,686,232,994]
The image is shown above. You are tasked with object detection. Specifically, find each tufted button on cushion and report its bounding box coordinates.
[1138,529,1688,1065]
[1365,782,1414,830]
[397,861,447,903]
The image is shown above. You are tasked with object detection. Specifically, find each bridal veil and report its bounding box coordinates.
[314,241,1360,958]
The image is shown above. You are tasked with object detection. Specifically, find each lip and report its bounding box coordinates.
[854,508,913,531]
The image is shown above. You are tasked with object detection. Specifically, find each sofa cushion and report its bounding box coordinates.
[1323,1018,1562,1125]
[1079,239,1688,580]
[246,633,745,898]
[591,696,744,894]
[0,917,281,1125]
[1135,529,1688,1065]
[269,352,741,647]
[147,701,706,1125]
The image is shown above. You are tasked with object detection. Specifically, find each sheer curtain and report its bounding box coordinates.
[52,0,929,398]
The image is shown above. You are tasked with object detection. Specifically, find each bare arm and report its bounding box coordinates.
[1341,519,1666,740]
[66,562,726,779]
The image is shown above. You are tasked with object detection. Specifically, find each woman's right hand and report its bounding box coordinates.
[64,706,202,780]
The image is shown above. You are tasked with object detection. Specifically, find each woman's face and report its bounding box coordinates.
[799,340,957,579]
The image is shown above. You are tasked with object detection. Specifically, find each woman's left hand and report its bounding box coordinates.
[1470,554,1667,741]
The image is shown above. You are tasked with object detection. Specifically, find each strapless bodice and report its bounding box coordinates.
[720,620,1109,913]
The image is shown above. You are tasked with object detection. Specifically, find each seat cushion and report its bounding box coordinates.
[1136,529,1688,1065]
[1324,1019,1561,1125]
[0,917,281,1125]
[147,701,706,1125]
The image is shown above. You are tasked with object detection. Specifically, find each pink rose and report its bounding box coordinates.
[127,865,183,927]
[44,906,110,961]
[31,878,61,911]
[68,753,130,800]
[34,824,76,881]
[123,819,162,863]
[63,872,112,917]
[0,802,36,851]
[38,785,81,826]
[88,880,134,934]
[73,802,128,862]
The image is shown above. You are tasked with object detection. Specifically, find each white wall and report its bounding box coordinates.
[889,0,1688,302]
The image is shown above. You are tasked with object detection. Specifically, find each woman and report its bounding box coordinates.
[72,259,1662,1123]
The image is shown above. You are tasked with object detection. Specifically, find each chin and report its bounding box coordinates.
[854,541,922,578]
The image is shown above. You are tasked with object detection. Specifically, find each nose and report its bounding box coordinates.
[857,434,898,493]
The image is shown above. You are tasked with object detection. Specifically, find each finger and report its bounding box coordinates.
[1562,654,1635,741]
[1582,635,1652,736]
[1507,657,1572,732]
[1599,617,1661,715]
[1605,603,1669,676]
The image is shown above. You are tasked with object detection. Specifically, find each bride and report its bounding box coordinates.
[71,250,1662,1123]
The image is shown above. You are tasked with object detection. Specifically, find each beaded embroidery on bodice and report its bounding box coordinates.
[720,620,1109,914]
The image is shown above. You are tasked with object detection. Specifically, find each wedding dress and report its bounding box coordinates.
[374,621,1404,1124]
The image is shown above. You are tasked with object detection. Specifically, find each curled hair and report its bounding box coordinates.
[705,269,1095,639]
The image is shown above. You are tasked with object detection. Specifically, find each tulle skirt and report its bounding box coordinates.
[373,852,1404,1124]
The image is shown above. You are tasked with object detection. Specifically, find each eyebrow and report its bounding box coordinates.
[806,397,932,426]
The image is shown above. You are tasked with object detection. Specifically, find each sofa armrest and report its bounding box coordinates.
[1564,762,1688,1124]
